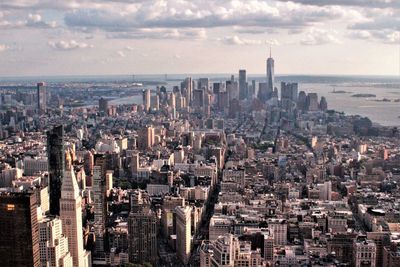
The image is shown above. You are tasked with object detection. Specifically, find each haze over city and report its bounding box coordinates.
[0,0,399,76]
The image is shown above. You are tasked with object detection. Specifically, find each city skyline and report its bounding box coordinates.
[0,0,399,76]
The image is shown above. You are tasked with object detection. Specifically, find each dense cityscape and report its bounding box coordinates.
[0,49,400,267]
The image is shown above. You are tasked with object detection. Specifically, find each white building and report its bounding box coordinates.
[39,216,73,267]
[60,166,91,267]
[176,206,192,265]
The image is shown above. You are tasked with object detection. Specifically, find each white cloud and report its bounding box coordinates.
[266,39,280,46]
[301,28,342,45]
[63,0,349,33]
[107,28,207,40]
[222,35,263,45]
[0,44,9,51]
[277,0,400,9]
[48,40,94,50]
[117,50,126,57]
[26,13,57,28]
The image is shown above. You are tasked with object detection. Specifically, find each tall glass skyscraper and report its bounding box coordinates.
[0,191,40,267]
[238,69,247,100]
[47,125,65,216]
[266,50,275,95]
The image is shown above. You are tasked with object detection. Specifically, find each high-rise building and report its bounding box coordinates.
[320,96,328,111]
[37,82,47,113]
[266,50,275,95]
[181,77,193,107]
[297,91,307,111]
[176,206,192,265]
[258,82,273,102]
[138,126,155,150]
[0,190,40,267]
[127,150,139,177]
[238,69,247,100]
[150,95,159,111]
[280,82,298,102]
[142,89,151,112]
[60,162,91,267]
[128,190,158,265]
[47,125,65,216]
[38,216,73,267]
[93,156,107,256]
[193,89,205,108]
[306,93,319,111]
[267,218,287,246]
[99,97,109,113]
[198,78,209,90]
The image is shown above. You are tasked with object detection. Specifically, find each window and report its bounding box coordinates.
[6,204,15,211]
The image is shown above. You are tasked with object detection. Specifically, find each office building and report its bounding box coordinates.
[93,156,107,255]
[47,125,65,216]
[281,82,298,102]
[181,77,193,107]
[142,89,151,112]
[37,82,47,113]
[266,50,275,94]
[150,95,159,111]
[353,239,376,267]
[128,190,158,265]
[176,206,192,265]
[238,69,247,100]
[306,93,319,111]
[138,126,155,150]
[0,190,40,267]
[60,160,91,267]
[267,218,287,246]
[320,96,328,111]
[99,97,109,113]
[193,89,205,108]
[38,216,73,267]
[198,78,209,90]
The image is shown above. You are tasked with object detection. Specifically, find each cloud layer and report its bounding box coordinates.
[0,0,398,76]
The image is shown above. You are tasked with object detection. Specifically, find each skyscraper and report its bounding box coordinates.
[138,126,155,150]
[93,156,107,256]
[128,190,158,265]
[176,206,192,265]
[99,97,109,113]
[181,77,193,107]
[142,89,151,112]
[37,82,47,113]
[0,190,40,267]
[47,125,65,216]
[306,93,319,111]
[266,49,275,95]
[238,69,247,100]
[60,160,91,267]
[280,82,298,102]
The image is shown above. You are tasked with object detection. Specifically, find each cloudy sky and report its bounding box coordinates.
[0,0,399,76]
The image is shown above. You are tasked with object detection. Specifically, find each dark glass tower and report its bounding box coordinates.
[238,69,247,100]
[47,125,65,215]
[0,190,40,267]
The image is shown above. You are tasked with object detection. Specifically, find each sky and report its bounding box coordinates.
[0,0,399,77]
